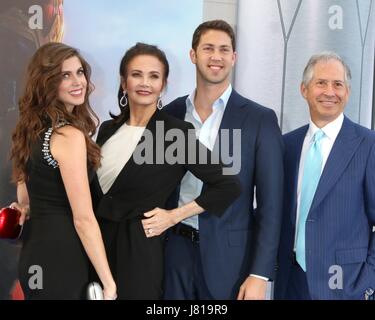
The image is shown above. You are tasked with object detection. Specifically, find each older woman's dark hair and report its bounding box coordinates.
[110,42,169,122]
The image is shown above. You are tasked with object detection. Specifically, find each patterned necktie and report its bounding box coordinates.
[296,129,325,271]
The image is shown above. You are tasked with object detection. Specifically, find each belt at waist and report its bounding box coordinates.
[172,223,199,243]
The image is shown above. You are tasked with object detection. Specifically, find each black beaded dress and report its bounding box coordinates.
[19,123,92,299]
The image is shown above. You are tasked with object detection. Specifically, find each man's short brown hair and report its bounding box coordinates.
[192,19,236,51]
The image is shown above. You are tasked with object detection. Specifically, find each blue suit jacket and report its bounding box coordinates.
[165,90,284,299]
[274,116,375,300]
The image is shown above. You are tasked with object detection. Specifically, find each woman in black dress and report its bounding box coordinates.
[91,43,241,299]
[10,43,116,300]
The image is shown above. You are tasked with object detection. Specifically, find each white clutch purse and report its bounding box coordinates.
[86,282,104,300]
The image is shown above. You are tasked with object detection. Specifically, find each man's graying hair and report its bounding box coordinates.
[302,51,352,87]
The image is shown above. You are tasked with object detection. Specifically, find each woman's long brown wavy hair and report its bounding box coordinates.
[11,42,101,182]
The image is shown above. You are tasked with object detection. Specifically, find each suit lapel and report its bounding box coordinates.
[213,90,248,155]
[108,109,161,195]
[171,98,187,120]
[309,117,363,216]
[289,126,308,227]
[96,118,126,147]
[93,117,127,196]
[219,90,248,130]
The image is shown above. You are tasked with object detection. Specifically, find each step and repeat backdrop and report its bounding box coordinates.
[236,0,375,133]
[0,0,374,299]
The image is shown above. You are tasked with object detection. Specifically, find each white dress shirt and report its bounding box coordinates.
[97,123,145,194]
[179,84,268,282]
[178,84,232,230]
[294,113,344,249]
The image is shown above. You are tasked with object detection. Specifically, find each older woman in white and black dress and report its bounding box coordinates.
[91,42,241,299]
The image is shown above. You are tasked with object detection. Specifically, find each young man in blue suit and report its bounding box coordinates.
[162,20,284,300]
[274,52,375,300]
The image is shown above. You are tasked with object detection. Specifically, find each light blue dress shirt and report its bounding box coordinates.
[179,85,232,230]
[178,85,269,282]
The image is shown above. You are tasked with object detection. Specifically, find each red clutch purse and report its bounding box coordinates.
[0,207,23,239]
